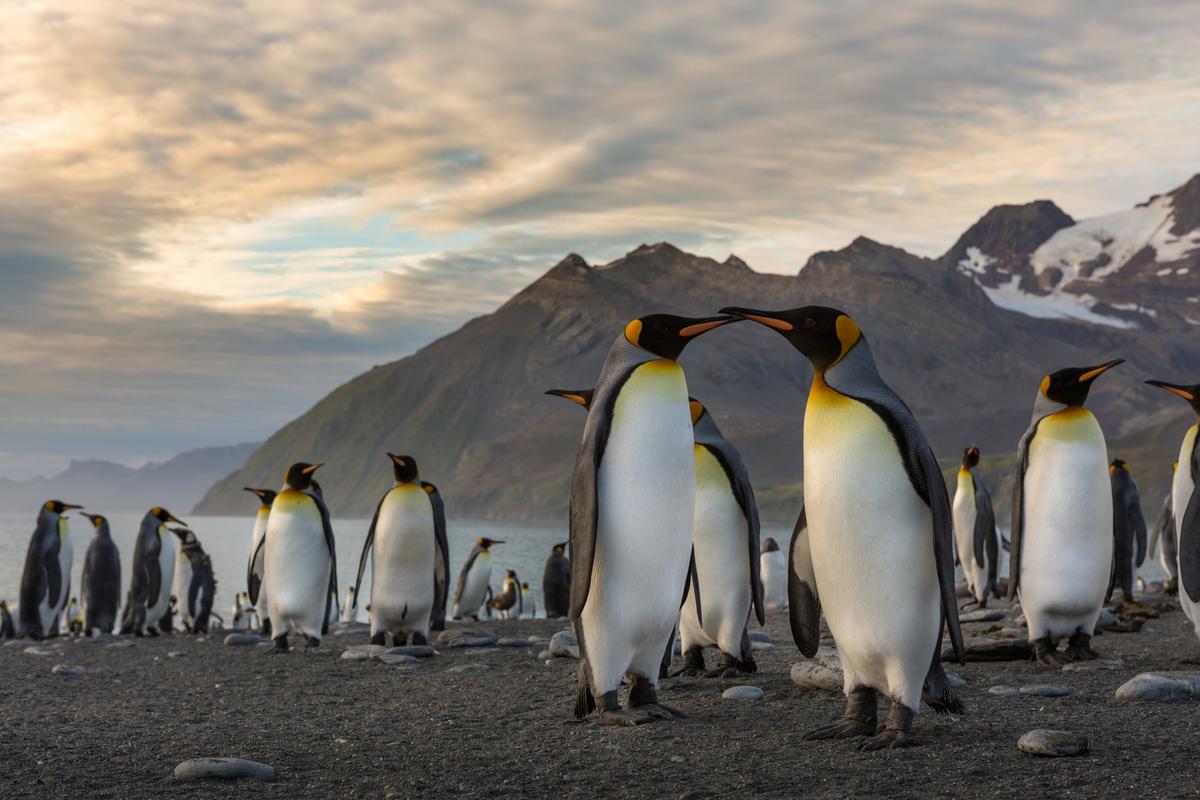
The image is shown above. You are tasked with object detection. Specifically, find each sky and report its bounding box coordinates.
[2,1,1199,479]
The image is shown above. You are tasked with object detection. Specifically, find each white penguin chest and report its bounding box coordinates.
[265,491,331,616]
[461,553,492,607]
[952,470,977,567]
[691,445,750,626]
[372,485,435,601]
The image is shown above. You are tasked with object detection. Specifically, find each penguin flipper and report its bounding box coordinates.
[312,490,338,632]
[787,506,821,657]
[1007,420,1040,600]
[424,482,450,631]
[679,547,702,627]
[701,441,765,627]
[353,492,386,610]
[971,477,989,571]
[453,546,483,611]
[246,535,266,606]
[1129,487,1148,568]
[1181,432,1200,601]
[44,538,63,611]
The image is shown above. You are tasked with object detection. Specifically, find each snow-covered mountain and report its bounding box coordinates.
[942,173,1200,329]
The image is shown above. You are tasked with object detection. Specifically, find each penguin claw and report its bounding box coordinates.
[803,718,876,740]
[669,666,705,678]
[858,730,917,751]
[597,708,651,727]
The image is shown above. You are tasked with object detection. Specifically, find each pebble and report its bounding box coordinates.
[959,609,1005,623]
[1063,658,1125,673]
[168,650,188,658]
[223,634,264,647]
[386,645,436,658]
[548,630,580,659]
[340,650,370,662]
[174,758,276,781]
[105,640,135,649]
[946,672,967,689]
[1115,673,1200,702]
[376,653,419,666]
[999,627,1025,637]
[497,637,532,647]
[721,685,764,701]
[449,663,491,673]
[750,641,775,652]
[1020,685,1070,698]
[51,664,87,677]
[1017,730,1088,757]
[748,630,772,643]
[988,686,1018,697]
[790,662,842,693]
[437,628,498,648]
[537,649,554,661]
[1096,608,1119,628]
[23,646,58,656]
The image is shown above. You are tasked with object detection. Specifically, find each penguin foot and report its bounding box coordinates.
[370,632,386,646]
[304,636,320,649]
[1062,632,1098,662]
[411,632,427,646]
[670,647,706,677]
[804,687,877,740]
[595,690,649,727]
[391,632,407,647]
[704,652,740,679]
[1031,636,1059,668]
[858,703,916,751]
[634,703,686,721]
[260,619,272,638]
[271,635,289,653]
[628,676,686,721]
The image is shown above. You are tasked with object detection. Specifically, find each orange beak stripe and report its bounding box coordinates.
[742,314,793,332]
[679,319,731,338]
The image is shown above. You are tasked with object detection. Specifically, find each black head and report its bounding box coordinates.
[1145,380,1200,417]
[0,601,7,610]
[521,582,529,590]
[623,314,734,360]
[1039,360,1123,406]
[962,447,980,469]
[81,513,107,529]
[42,500,84,515]
[720,305,862,372]
[477,537,505,549]
[151,506,185,526]
[688,398,708,426]
[243,487,277,507]
[170,526,195,543]
[762,537,779,553]
[284,462,323,490]
[1110,458,1128,473]
[552,540,568,554]
[545,388,594,409]
[387,453,419,483]
[506,569,518,579]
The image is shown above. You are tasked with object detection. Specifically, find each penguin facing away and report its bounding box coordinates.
[1147,463,1179,594]
[520,582,535,619]
[18,500,82,639]
[453,538,504,620]
[674,398,764,679]
[80,513,121,635]
[542,541,571,619]
[352,453,450,646]
[1009,360,1123,666]
[264,462,338,651]
[951,447,1000,607]
[120,507,187,636]
[1107,459,1148,604]
[173,528,215,633]
[1144,380,1200,641]
[722,304,964,749]
[569,313,734,726]
[243,487,277,637]
[759,538,787,613]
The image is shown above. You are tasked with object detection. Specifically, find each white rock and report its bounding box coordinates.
[722,685,764,701]
[386,645,436,658]
[375,653,419,666]
[1017,730,1088,757]
[174,758,276,781]
[1063,658,1126,673]
[960,609,1005,623]
[437,628,498,647]
[988,686,1018,697]
[748,629,772,643]
[790,662,842,693]
[223,634,263,647]
[750,641,775,652]
[51,664,87,677]
[340,650,370,662]
[23,646,58,656]
[1115,673,1198,702]
[946,672,967,689]
[548,630,580,659]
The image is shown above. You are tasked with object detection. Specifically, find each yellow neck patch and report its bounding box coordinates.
[835,315,861,363]
[689,400,705,425]
[624,319,642,347]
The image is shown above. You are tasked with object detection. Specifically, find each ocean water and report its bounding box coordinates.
[0,510,1164,627]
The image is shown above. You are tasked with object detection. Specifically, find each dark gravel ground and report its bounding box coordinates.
[3,597,1200,800]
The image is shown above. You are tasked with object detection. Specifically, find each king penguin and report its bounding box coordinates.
[952,447,1000,607]
[453,538,504,620]
[674,398,764,678]
[172,528,215,633]
[1107,459,1148,604]
[520,582,535,619]
[18,500,82,639]
[542,541,571,619]
[243,487,277,637]
[760,538,787,612]
[264,462,338,651]
[1009,360,1123,666]
[721,305,964,749]
[1144,380,1200,640]
[352,453,450,646]
[120,507,187,636]
[1147,463,1179,595]
[79,513,121,635]
[569,313,733,725]
[0,601,14,639]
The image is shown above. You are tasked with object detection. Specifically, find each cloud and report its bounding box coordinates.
[1,0,1198,474]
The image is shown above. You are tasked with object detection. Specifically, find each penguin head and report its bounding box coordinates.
[477,537,504,550]
[688,398,708,426]
[1145,380,1200,417]
[151,506,185,526]
[243,487,277,507]
[1110,458,1129,473]
[762,537,779,553]
[43,500,83,516]
[387,453,419,483]
[623,314,735,360]
[170,527,195,544]
[962,447,980,469]
[521,582,530,590]
[552,540,568,555]
[1039,360,1123,407]
[545,388,594,409]
[284,462,323,490]
[719,305,861,372]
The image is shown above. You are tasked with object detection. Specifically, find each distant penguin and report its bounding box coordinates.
[520,582,535,619]
[952,447,1000,607]
[353,454,450,646]
[569,313,733,725]
[453,538,504,620]
[243,487,277,637]
[64,597,82,635]
[724,304,963,748]
[231,594,247,630]
[760,538,787,612]
[542,541,570,619]
[194,555,217,633]
[0,601,14,638]
[675,398,764,678]
[341,587,357,623]
[159,595,177,634]
[1144,380,1200,640]
[119,507,186,636]
[327,587,339,630]
[80,513,121,635]
[1009,360,1123,666]
[264,462,338,651]
[1107,459,1148,604]
[173,528,215,633]
[1147,463,1179,595]
[18,500,83,639]
[489,570,522,619]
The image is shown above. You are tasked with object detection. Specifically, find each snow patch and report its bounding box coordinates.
[956,246,995,276]
[980,275,1138,329]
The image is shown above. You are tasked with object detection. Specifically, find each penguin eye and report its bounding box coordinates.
[802,317,819,329]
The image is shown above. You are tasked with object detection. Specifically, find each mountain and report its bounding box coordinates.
[194,175,1200,522]
[0,443,258,516]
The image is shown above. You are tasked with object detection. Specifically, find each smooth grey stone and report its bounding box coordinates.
[548,630,580,659]
[376,653,419,666]
[51,664,86,677]
[1115,673,1199,702]
[960,609,1005,623]
[449,663,490,673]
[750,641,775,652]
[23,646,58,656]
[105,640,135,649]
[748,629,772,643]
[3,639,27,648]
[790,662,843,693]
[722,685,764,701]
[437,628,497,647]
[1000,627,1025,637]
[343,643,387,656]
[814,646,841,672]
[174,757,276,781]
[497,637,532,647]
[659,677,696,691]
[387,645,436,658]
[946,672,967,689]
[1017,730,1088,757]
[537,649,554,660]
[1020,685,1070,697]
[168,650,189,659]
[1063,658,1125,673]
[340,650,370,662]
[988,686,1018,697]
[223,634,264,647]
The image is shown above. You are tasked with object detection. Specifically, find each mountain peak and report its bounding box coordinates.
[942,200,1074,266]
[1168,172,1200,236]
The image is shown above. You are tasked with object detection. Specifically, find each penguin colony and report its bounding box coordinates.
[3,306,1198,751]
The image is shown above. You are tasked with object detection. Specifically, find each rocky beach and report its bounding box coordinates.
[2,593,1198,799]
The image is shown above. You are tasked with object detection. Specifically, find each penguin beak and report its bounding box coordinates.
[386,453,404,465]
[1146,379,1198,401]
[677,315,736,338]
[545,388,593,408]
[61,503,84,511]
[167,513,186,525]
[719,307,793,331]
[302,463,324,475]
[1078,359,1124,382]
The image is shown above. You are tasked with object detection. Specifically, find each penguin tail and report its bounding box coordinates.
[922,658,964,715]
[737,652,758,675]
